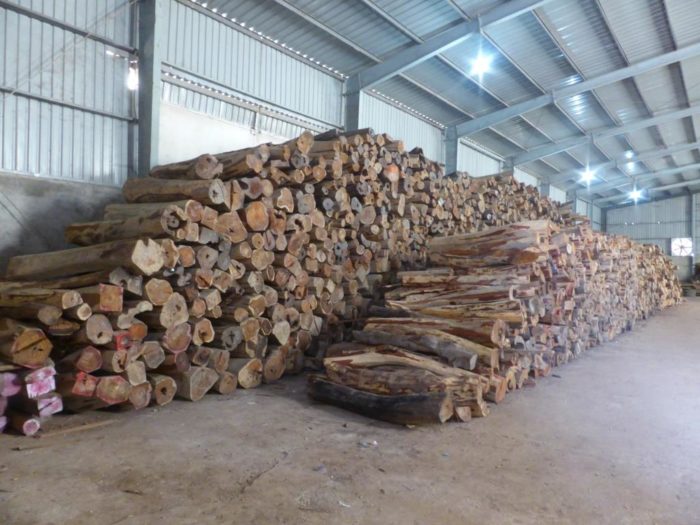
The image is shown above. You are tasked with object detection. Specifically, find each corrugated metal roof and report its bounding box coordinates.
[370,0,462,39]
[540,0,624,77]
[441,35,542,105]
[170,0,700,206]
[484,12,582,91]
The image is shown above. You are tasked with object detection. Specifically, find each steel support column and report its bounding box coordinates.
[445,127,459,175]
[137,0,163,177]
[344,76,361,132]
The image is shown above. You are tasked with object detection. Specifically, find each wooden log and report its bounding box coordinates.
[148,373,177,406]
[141,341,166,369]
[101,349,128,373]
[125,360,147,385]
[65,206,191,245]
[262,346,288,383]
[175,366,219,401]
[214,211,248,243]
[307,375,453,425]
[55,372,98,398]
[159,322,193,354]
[139,293,188,329]
[58,346,103,373]
[122,177,229,208]
[7,410,41,436]
[0,288,83,309]
[228,358,263,389]
[5,239,164,279]
[127,382,152,410]
[205,347,230,373]
[95,375,132,405]
[364,317,507,349]
[76,284,123,313]
[213,371,237,394]
[20,366,57,398]
[352,329,478,370]
[0,319,52,369]
[103,200,203,222]
[1,372,22,397]
[71,314,114,345]
[13,392,63,417]
[46,318,81,337]
[192,318,215,346]
[64,303,93,322]
[144,278,174,306]
[150,153,222,180]
[0,303,63,326]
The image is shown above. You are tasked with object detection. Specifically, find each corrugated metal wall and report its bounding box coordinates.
[548,186,567,203]
[160,80,326,141]
[457,141,502,177]
[162,0,343,129]
[606,196,692,280]
[514,167,539,187]
[0,0,135,185]
[358,92,444,162]
[576,198,603,231]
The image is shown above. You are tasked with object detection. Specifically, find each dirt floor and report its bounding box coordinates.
[2,300,700,524]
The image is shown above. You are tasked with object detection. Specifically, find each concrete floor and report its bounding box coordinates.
[2,300,700,525]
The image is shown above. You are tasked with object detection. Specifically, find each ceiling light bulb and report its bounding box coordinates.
[470,53,492,76]
[625,150,634,159]
[630,188,642,202]
[581,168,595,183]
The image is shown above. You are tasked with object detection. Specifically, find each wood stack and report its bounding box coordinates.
[0,128,681,433]
[310,220,681,425]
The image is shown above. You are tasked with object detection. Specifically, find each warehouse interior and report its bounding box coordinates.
[1,0,699,523]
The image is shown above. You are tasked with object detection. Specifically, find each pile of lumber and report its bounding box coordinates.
[310,220,682,425]
[0,127,679,434]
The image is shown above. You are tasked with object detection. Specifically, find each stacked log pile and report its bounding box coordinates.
[310,220,682,424]
[0,128,681,433]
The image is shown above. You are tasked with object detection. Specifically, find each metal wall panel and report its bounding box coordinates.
[4,0,132,43]
[606,196,691,279]
[549,186,567,203]
[575,198,603,230]
[576,198,589,216]
[0,3,134,185]
[514,167,539,187]
[163,0,343,128]
[359,92,444,162]
[161,81,326,140]
[457,141,501,178]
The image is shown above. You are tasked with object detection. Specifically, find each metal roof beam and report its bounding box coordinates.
[556,140,700,188]
[452,40,700,137]
[510,106,700,166]
[595,176,700,206]
[591,162,700,203]
[347,0,549,92]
